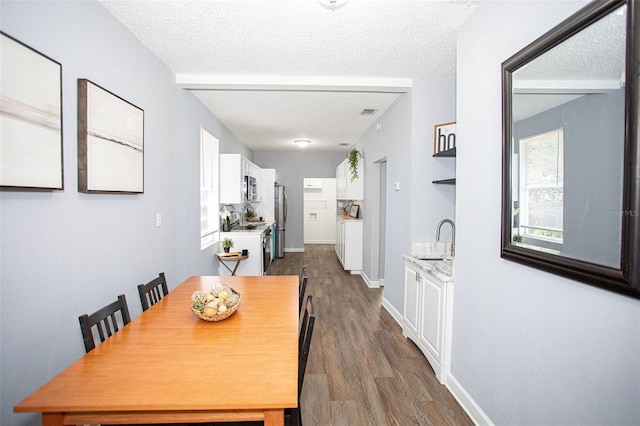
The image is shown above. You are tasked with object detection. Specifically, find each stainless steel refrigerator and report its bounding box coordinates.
[274,183,287,258]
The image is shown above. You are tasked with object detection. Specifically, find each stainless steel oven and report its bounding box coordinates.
[262,227,272,274]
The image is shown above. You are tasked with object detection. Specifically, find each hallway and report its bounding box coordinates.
[268,245,473,425]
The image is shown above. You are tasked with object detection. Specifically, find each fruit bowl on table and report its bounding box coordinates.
[191,284,241,322]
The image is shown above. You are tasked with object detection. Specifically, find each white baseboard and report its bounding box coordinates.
[360,271,380,288]
[446,374,495,426]
[381,296,403,324]
[304,240,336,244]
[384,297,494,426]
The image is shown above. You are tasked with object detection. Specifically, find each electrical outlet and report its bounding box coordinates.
[156,213,162,227]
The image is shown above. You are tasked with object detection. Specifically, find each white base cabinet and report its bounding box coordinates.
[402,258,454,384]
[335,216,362,272]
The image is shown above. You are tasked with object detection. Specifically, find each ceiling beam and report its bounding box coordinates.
[176,74,413,93]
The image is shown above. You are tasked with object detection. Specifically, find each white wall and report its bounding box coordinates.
[303,178,337,244]
[454,1,640,424]
[0,2,248,425]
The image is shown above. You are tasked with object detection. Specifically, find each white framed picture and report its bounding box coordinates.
[0,32,63,190]
[433,121,456,155]
[78,79,144,193]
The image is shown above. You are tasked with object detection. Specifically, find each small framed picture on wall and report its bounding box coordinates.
[433,122,456,155]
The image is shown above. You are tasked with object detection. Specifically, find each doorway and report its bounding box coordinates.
[303,178,337,244]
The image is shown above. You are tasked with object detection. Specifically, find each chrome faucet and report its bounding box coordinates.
[436,219,455,257]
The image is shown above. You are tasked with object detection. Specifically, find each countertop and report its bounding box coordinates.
[336,215,362,222]
[402,254,454,282]
[224,220,275,234]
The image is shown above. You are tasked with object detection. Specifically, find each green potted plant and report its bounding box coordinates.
[348,149,360,182]
[221,238,234,253]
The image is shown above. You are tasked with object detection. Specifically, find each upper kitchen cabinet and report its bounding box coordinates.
[336,158,363,200]
[220,154,262,204]
[303,178,323,189]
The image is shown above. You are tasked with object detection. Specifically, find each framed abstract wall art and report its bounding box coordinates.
[77,79,144,194]
[0,32,63,190]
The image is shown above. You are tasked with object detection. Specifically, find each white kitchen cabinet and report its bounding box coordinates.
[335,216,362,273]
[257,168,276,221]
[336,159,363,200]
[402,257,454,384]
[303,178,323,189]
[220,154,262,204]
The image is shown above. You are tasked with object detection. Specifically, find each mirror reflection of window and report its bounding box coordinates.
[502,0,640,297]
[517,129,564,252]
[508,4,626,268]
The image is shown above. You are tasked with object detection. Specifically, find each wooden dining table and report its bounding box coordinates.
[14,275,299,426]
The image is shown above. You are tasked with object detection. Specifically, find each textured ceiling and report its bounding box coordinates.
[99,0,482,152]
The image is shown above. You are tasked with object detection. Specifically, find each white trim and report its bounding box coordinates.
[284,247,305,253]
[381,296,403,325]
[385,296,495,426]
[360,270,381,288]
[176,74,413,93]
[446,375,495,426]
[304,240,336,244]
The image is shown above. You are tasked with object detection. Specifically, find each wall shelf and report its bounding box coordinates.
[433,147,456,157]
[432,178,456,185]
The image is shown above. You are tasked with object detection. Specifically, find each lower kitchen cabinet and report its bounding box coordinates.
[402,257,454,384]
[335,216,362,273]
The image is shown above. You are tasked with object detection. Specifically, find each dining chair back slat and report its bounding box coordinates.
[298,266,308,314]
[78,294,131,353]
[298,294,315,396]
[138,272,169,311]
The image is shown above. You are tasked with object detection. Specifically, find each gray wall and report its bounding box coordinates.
[358,91,413,309]
[357,80,456,304]
[253,151,346,252]
[0,2,248,425]
[455,1,640,424]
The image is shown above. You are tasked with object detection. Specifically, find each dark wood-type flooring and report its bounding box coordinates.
[265,244,473,426]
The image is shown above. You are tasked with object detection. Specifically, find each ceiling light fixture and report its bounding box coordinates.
[317,0,349,11]
[295,139,311,148]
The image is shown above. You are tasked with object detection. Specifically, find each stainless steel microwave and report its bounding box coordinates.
[243,175,257,201]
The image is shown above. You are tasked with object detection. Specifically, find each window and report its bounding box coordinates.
[200,127,219,249]
[518,128,564,244]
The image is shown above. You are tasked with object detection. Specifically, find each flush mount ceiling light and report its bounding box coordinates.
[317,0,349,11]
[294,139,311,148]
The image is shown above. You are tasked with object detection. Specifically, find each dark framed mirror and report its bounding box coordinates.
[501,0,639,299]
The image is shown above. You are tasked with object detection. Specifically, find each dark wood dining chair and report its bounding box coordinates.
[298,266,308,314]
[78,294,131,353]
[214,295,316,426]
[137,272,169,311]
[290,293,316,426]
